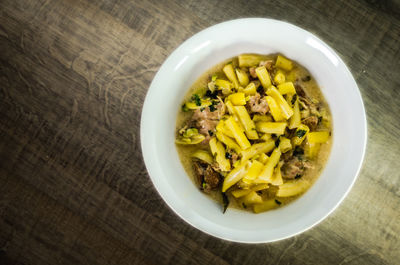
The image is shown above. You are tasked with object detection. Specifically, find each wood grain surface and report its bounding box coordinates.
[1,0,399,264]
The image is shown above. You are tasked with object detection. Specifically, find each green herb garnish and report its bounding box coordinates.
[209,103,216,112]
[192,94,201,106]
[296,129,307,138]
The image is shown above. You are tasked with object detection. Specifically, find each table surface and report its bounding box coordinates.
[1,0,400,264]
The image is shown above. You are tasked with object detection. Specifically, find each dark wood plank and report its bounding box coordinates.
[0,0,399,264]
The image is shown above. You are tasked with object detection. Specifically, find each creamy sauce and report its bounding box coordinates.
[175,54,332,212]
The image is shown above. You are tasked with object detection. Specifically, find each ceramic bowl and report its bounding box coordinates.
[140,18,367,243]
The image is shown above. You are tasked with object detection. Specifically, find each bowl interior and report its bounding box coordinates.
[141,18,366,243]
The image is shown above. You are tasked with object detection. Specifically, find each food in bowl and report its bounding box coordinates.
[175,54,332,213]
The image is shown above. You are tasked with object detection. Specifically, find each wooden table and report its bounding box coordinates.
[1,0,399,264]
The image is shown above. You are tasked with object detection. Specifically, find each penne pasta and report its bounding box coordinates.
[222,161,249,192]
[278,82,296,95]
[209,137,231,171]
[276,180,310,197]
[255,122,287,135]
[223,64,240,89]
[266,86,294,119]
[235,68,250,87]
[241,140,275,162]
[216,131,241,153]
[234,106,258,140]
[288,97,301,129]
[256,148,281,183]
[265,96,285,121]
[275,55,293,71]
[238,54,268,67]
[255,66,272,89]
[225,116,251,150]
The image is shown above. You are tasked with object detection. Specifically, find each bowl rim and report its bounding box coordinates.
[140,18,367,243]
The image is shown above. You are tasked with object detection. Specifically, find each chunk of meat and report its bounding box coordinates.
[192,102,225,143]
[249,67,257,78]
[281,157,313,179]
[193,161,221,192]
[247,93,269,115]
[302,115,319,131]
[192,102,225,121]
[294,83,307,97]
[259,60,274,71]
[196,119,218,138]
[226,151,239,165]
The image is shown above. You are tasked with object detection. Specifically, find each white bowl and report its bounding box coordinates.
[141,18,367,243]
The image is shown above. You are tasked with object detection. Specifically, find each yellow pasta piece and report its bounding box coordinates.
[234,106,258,140]
[242,160,264,184]
[235,68,249,87]
[191,150,214,164]
[276,180,310,197]
[253,199,278,213]
[225,100,235,115]
[238,54,268,67]
[253,114,273,122]
[277,82,296,95]
[307,131,330,143]
[229,92,246,106]
[231,188,252,198]
[288,97,301,129]
[222,161,249,192]
[275,55,293,71]
[216,120,235,138]
[209,137,231,171]
[305,141,320,159]
[242,82,257,95]
[215,79,232,90]
[258,153,269,164]
[241,191,263,205]
[216,131,241,153]
[265,96,285,121]
[252,183,269,191]
[266,86,294,119]
[225,116,251,150]
[260,133,272,142]
[223,64,240,89]
[255,66,272,89]
[273,70,286,85]
[256,148,281,183]
[255,122,287,135]
[270,164,283,186]
[292,124,310,146]
[278,137,292,153]
[241,140,275,162]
